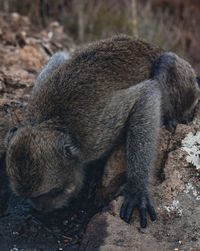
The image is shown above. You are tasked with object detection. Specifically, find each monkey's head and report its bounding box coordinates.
[5,126,84,211]
[153,52,200,122]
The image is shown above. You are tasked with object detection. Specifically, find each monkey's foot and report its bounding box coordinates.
[120,193,156,228]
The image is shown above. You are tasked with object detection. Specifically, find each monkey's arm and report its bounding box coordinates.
[120,84,161,228]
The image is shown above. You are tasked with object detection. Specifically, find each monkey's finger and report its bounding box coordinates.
[139,207,147,228]
[146,197,157,221]
[120,201,128,220]
[124,200,136,223]
[147,205,156,222]
[122,195,138,223]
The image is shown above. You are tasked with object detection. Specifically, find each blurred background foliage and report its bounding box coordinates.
[0,0,200,72]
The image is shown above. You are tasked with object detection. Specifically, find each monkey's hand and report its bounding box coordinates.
[119,192,156,228]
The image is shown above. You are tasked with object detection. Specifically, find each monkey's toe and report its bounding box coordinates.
[147,204,157,221]
[139,207,147,228]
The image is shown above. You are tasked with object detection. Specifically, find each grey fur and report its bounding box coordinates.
[34,52,70,90]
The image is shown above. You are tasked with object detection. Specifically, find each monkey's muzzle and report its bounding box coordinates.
[29,195,53,211]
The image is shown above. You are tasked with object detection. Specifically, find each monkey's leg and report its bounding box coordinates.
[120,86,161,228]
[34,52,69,88]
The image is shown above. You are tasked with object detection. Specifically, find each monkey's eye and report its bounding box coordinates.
[63,146,72,159]
[32,187,64,200]
[57,133,79,159]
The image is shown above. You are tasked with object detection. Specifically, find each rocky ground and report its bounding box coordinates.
[0,12,199,251]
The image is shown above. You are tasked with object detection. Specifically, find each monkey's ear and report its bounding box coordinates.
[4,126,18,148]
[57,133,79,159]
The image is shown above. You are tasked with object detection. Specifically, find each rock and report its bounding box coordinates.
[19,45,47,71]
[81,198,173,251]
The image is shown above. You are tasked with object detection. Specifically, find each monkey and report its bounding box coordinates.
[5,35,200,228]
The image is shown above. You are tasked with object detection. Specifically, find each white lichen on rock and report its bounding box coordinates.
[184,182,194,193]
[184,182,200,200]
[181,131,200,169]
[164,200,183,216]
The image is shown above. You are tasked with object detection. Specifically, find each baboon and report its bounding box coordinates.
[5,35,200,228]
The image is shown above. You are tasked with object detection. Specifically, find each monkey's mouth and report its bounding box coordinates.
[29,187,65,211]
[29,197,54,212]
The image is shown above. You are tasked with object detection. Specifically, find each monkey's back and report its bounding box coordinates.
[26,35,163,152]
